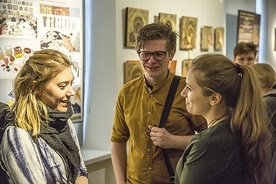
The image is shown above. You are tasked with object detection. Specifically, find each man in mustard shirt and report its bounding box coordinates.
[110,22,207,184]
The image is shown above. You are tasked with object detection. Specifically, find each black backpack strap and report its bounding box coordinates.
[158,75,181,183]
[159,75,181,128]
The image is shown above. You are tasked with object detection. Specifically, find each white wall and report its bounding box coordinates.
[83,0,226,151]
[265,0,276,69]
[115,0,225,81]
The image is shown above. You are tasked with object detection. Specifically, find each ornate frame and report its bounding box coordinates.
[179,16,197,50]
[124,60,143,83]
[214,27,224,51]
[125,7,149,48]
[159,13,177,32]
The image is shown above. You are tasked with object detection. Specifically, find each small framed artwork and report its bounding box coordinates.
[182,59,193,77]
[125,7,149,48]
[274,28,276,51]
[201,26,213,51]
[124,60,143,83]
[168,60,177,74]
[70,85,83,123]
[214,27,224,51]
[237,10,260,46]
[179,16,198,50]
[159,13,177,32]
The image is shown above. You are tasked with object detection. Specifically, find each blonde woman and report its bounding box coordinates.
[0,49,88,184]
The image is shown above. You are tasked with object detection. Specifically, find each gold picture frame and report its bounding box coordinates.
[274,28,276,51]
[179,16,198,50]
[159,13,177,32]
[125,7,149,48]
[214,27,224,51]
[168,60,177,74]
[182,59,193,77]
[201,26,213,51]
[124,60,143,83]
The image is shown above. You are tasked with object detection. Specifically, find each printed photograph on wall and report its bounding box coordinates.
[124,60,143,83]
[179,16,197,50]
[214,27,224,51]
[201,26,213,51]
[125,7,149,48]
[159,13,177,32]
[0,0,83,122]
[182,59,193,77]
[0,0,37,79]
[70,85,82,122]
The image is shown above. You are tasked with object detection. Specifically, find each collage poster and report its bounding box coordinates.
[0,0,83,122]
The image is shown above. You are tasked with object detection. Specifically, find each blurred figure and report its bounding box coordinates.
[233,42,258,65]
[251,63,276,183]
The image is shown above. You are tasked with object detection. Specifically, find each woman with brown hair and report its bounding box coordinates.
[176,53,272,184]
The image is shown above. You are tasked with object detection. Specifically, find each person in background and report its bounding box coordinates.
[110,22,207,184]
[250,63,276,130]
[175,53,272,184]
[0,49,88,184]
[233,42,258,65]
[250,63,276,183]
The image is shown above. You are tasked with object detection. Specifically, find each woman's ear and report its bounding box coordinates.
[209,93,222,106]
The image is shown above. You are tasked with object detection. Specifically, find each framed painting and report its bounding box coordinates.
[179,16,197,50]
[237,10,260,46]
[168,60,177,74]
[124,60,143,83]
[214,27,224,51]
[201,26,213,51]
[182,59,193,77]
[125,7,149,48]
[275,28,276,51]
[159,13,177,32]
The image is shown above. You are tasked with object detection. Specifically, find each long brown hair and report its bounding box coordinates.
[190,53,272,184]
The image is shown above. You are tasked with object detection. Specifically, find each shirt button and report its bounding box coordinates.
[149,167,152,170]
[148,111,151,114]
[147,148,150,152]
[147,130,150,133]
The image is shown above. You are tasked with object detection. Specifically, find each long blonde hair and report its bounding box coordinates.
[190,53,272,184]
[12,49,72,136]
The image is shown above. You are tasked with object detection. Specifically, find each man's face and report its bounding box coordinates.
[234,52,256,65]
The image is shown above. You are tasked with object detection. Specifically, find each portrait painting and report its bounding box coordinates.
[201,26,213,51]
[125,7,149,48]
[124,60,143,83]
[214,27,224,51]
[159,13,177,32]
[182,59,193,77]
[179,16,198,50]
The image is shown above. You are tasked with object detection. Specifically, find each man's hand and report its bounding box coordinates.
[148,125,173,149]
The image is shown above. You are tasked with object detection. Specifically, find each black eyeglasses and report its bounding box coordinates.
[137,50,169,62]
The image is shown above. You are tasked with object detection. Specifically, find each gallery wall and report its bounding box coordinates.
[84,0,226,150]
[83,0,276,151]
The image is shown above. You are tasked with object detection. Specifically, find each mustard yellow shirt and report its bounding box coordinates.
[111,71,207,184]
